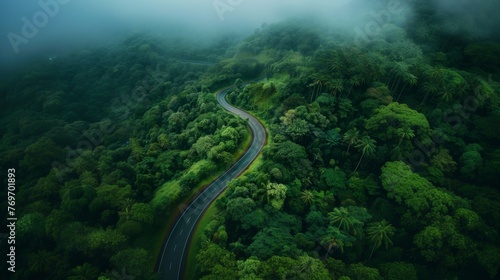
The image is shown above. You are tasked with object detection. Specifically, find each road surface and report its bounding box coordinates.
[157,85,267,280]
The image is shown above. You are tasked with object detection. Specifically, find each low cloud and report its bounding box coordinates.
[0,0,498,67]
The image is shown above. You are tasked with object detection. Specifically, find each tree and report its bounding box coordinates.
[28,250,57,274]
[260,256,297,280]
[321,168,347,190]
[286,119,310,142]
[379,262,418,280]
[430,149,457,175]
[366,84,393,105]
[365,102,430,143]
[267,183,287,210]
[68,263,100,280]
[343,128,360,154]
[329,78,344,98]
[237,257,262,280]
[347,263,383,280]
[86,228,128,257]
[366,220,396,261]
[328,207,357,232]
[346,75,361,98]
[294,254,331,280]
[396,72,418,102]
[246,227,300,259]
[301,190,315,206]
[391,126,415,152]
[192,135,216,158]
[321,226,354,255]
[226,197,256,221]
[421,81,439,105]
[20,136,65,178]
[111,248,155,278]
[459,144,483,178]
[380,161,454,217]
[17,213,46,241]
[308,77,324,102]
[387,62,409,93]
[353,136,376,173]
[464,42,500,70]
[414,209,480,268]
[196,244,238,279]
[324,128,342,149]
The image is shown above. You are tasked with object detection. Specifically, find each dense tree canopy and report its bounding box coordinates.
[1,1,499,279]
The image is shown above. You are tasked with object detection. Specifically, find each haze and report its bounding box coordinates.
[0,0,498,68]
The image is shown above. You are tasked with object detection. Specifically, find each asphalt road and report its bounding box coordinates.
[157,85,267,280]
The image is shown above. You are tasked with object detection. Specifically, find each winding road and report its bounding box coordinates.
[157,85,267,280]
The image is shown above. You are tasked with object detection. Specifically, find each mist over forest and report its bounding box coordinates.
[2,0,499,68]
[1,0,500,280]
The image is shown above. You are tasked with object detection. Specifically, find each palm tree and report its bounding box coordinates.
[68,263,100,280]
[421,81,439,105]
[353,136,377,173]
[329,78,344,98]
[414,25,432,42]
[423,66,446,104]
[111,267,136,280]
[321,227,346,256]
[346,76,361,98]
[391,126,415,152]
[387,62,408,92]
[121,198,135,211]
[295,254,317,276]
[366,220,396,261]
[301,190,315,206]
[436,89,453,108]
[328,207,356,232]
[119,206,133,221]
[321,233,345,257]
[309,78,323,102]
[396,72,418,102]
[29,250,55,274]
[325,129,342,146]
[343,128,360,154]
[72,156,88,174]
[428,66,446,80]
[330,55,344,72]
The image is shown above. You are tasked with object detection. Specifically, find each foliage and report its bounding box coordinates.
[3,7,500,279]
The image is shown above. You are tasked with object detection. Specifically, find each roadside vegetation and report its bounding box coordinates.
[1,0,499,279]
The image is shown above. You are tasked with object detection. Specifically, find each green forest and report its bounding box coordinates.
[1,0,500,279]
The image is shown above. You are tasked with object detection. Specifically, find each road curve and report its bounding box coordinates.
[157,85,267,280]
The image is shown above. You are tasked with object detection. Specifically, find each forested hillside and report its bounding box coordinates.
[1,0,499,279]
[193,5,500,280]
[0,34,249,279]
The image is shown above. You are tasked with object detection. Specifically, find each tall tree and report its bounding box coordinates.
[343,128,360,154]
[391,126,415,152]
[68,263,100,280]
[329,78,344,98]
[328,207,357,232]
[366,220,396,261]
[353,136,377,173]
[301,190,315,206]
[321,226,354,256]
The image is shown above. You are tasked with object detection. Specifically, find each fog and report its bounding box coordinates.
[431,0,500,38]
[0,0,350,66]
[0,0,498,68]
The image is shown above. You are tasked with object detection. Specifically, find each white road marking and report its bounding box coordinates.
[169,262,172,270]
[180,229,184,236]
[187,217,191,224]
[174,244,177,252]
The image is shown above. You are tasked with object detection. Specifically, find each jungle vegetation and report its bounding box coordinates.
[1,0,499,279]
